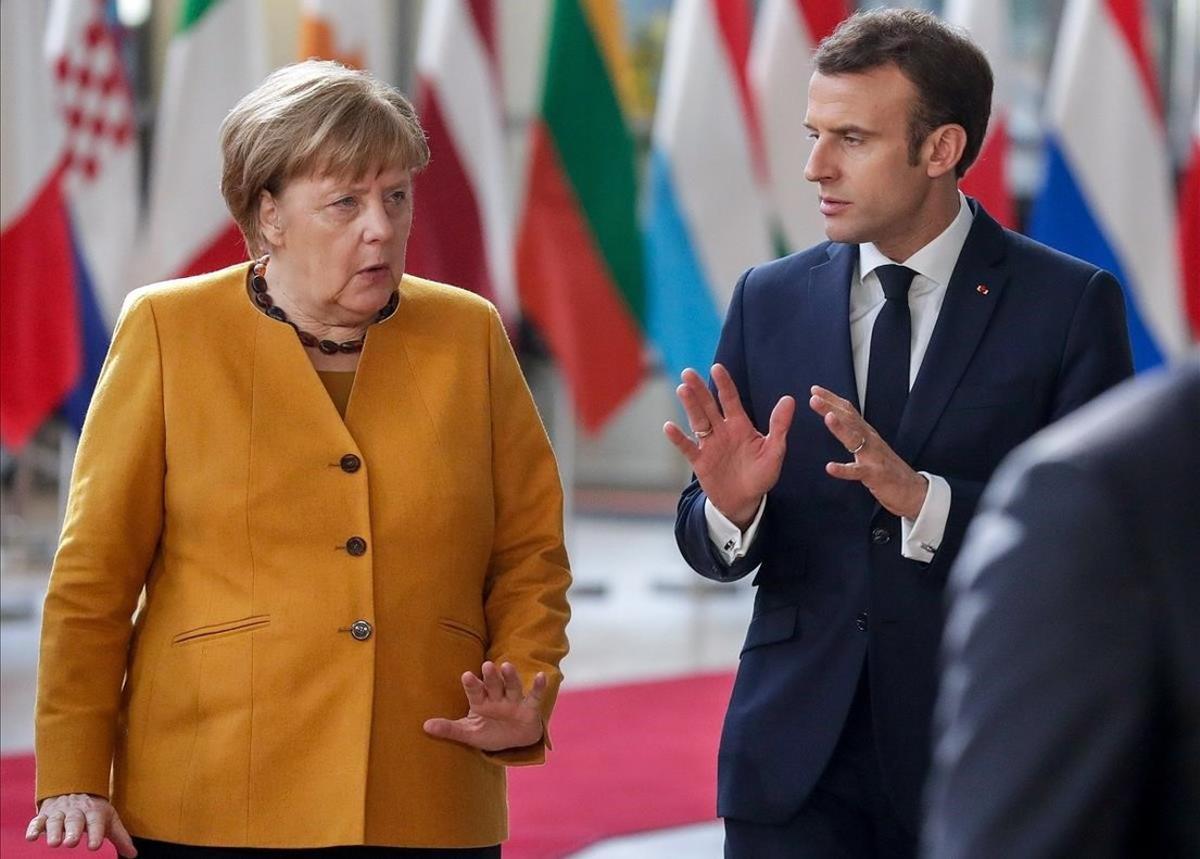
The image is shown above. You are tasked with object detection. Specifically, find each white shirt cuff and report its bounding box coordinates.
[705,496,767,564]
[901,472,951,563]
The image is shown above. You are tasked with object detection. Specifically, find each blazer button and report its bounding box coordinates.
[340,454,361,473]
[350,619,373,641]
[856,612,869,632]
[346,536,368,556]
[871,528,892,545]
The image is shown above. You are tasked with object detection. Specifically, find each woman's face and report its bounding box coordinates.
[259,163,413,323]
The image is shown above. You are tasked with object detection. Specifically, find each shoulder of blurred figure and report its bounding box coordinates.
[990,355,1199,497]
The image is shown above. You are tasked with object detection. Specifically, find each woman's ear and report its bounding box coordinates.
[258,189,283,248]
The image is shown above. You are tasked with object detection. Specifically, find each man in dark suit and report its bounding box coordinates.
[663,9,1134,857]
[924,359,1199,858]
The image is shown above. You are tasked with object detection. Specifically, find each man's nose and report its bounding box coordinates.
[804,139,834,184]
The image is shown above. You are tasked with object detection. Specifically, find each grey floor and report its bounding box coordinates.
[1,511,750,856]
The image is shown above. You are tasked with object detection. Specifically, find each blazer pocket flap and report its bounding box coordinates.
[173,615,271,646]
[947,380,1032,411]
[437,618,487,647]
[740,605,800,654]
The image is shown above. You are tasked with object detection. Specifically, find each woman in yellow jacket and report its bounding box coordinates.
[26,60,571,858]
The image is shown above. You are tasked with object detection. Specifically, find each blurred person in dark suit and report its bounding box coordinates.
[924,358,1199,858]
[663,9,1134,857]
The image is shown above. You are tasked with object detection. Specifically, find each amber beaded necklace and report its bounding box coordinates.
[247,256,399,354]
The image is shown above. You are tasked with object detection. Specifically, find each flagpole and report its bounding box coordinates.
[1169,0,1199,162]
[552,359,577,560]
[57,425,77,535]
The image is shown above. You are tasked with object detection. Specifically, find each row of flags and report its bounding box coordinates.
[2,0,1198,448]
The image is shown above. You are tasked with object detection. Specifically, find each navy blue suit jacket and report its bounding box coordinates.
[674,201,1134,830]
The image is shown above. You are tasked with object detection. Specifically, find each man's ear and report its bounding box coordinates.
[925,124,968,179]
[258,189,283,247]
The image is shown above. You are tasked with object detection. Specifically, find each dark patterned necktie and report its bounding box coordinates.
[865,265,916,447]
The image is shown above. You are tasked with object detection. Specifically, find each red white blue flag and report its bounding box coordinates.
[1031,0,1189,370]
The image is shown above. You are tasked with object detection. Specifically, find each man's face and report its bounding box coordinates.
[803,66,936,258]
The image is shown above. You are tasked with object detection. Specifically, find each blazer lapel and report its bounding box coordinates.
[804,243,860,411]
[893,201,1009,465]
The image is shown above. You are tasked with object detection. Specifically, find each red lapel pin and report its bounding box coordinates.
[976,284,990,295]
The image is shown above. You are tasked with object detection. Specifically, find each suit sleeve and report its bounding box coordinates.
[930,267,1133,575]
[675,268,766,582]
[480,306,572,766]
[1049,269,1134,421]
[923,453,1154,858]
[35,292,166,801]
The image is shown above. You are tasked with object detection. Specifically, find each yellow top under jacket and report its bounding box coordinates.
[35,263,572,849]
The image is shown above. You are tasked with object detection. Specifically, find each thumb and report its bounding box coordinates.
[523,672,548,708]
[767,396,795,444]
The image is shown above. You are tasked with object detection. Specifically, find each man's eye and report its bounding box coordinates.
[805,131,819,141]
[844,136,863,146]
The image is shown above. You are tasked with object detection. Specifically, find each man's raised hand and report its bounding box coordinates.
[663,364,795,529]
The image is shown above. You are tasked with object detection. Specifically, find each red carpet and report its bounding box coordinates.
[1,672,733,858]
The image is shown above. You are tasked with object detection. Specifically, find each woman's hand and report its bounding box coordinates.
[424,661,546,752]
[26,793,137,856]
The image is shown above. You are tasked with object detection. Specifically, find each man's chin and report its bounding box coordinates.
[821,221,860,245]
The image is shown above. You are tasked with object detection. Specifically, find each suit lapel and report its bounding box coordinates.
[804,243,860,411]
[893,202,1009,464]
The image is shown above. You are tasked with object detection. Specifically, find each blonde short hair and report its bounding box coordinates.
[219,60,430,255]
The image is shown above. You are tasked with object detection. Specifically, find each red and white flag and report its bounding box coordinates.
[408,0,517,325]
[0,0,78,447]
[749,0,849,253]
[945,0,1015,228]
[46,0,140,326]
[46,0,143,429]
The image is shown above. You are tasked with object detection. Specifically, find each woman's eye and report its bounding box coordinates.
[389,189,408,204]
[333,197,356,209]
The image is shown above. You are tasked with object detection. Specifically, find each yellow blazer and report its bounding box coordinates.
[35,263,571,848]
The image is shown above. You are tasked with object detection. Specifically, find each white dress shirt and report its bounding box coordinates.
[706,193,975,565]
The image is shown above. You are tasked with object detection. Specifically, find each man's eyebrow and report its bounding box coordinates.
[807,123,874,136]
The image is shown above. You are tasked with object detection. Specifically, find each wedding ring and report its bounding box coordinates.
[848,437,867,455]
[694,427,713,439]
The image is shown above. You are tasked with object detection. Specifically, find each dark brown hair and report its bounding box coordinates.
[814,9,993,178]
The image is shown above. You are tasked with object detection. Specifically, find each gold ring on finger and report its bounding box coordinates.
[848,437,867,455]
